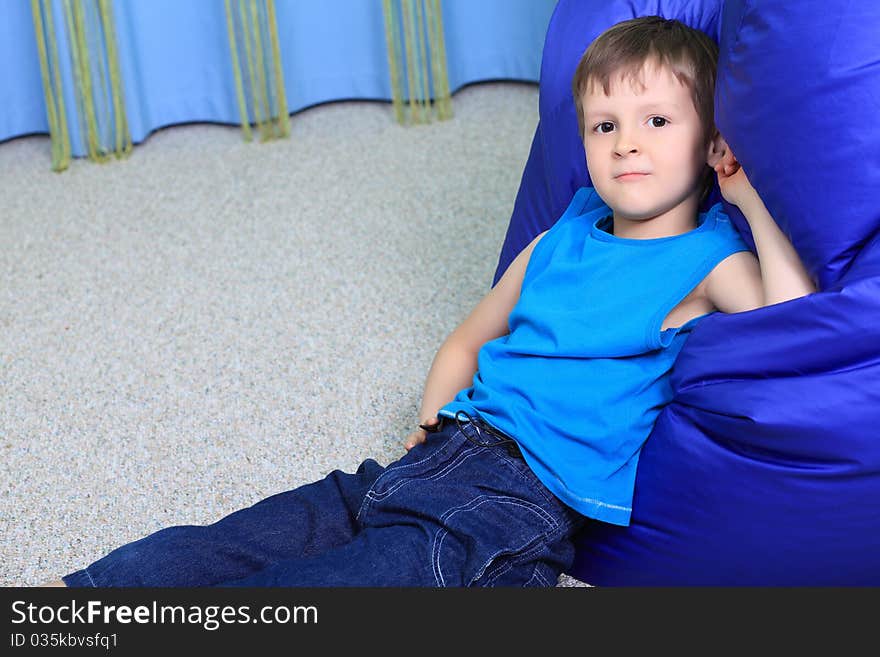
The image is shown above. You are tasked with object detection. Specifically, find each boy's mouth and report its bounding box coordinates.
[615,173,650,181]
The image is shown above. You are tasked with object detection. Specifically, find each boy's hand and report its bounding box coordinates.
[404,416,440,451]
[714,147,758,208]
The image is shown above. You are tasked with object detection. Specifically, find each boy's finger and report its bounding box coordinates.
[405,434,426,450]
[419,417,441,431]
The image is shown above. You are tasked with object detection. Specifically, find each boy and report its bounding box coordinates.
[46,16,815,587]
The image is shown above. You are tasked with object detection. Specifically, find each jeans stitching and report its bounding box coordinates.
[479,539,555,587]
[523,568,541,587]
[368,429,461,487]
[483,442,571,513]
[432,530,446,586]
[454,410,519,451]
[355,430,458,523]
[355,432,477,522]
[371,431,461,490]
[530,566,552,587]
[481,541,540,585]
[480,505,582,588]
[431,494,559,586]
[365,438,480,502]
[434,496,555,586]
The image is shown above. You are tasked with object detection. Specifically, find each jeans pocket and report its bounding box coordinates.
[355,430,467,522]
[471,541,568,587]
[431,493,560,587]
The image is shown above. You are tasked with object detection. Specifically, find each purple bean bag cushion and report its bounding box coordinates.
[495,0,880,584]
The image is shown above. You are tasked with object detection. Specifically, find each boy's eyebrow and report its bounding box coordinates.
[584,102,679,119]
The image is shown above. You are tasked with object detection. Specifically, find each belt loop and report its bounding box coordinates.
[453,410,521,458]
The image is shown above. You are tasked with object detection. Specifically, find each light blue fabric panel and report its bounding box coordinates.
[0,0,557,155]
[113,0,239,145]
[444,0,558,88]
[274,1,392,108]
[1,2,51,139]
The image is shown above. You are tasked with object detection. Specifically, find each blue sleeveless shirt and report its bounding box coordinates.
[439,187,751,526]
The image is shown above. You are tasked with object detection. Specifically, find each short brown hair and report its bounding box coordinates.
[572,16,719,201]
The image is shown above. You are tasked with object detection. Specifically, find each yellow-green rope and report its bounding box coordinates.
[382,0,405,124]
[31,0,70,171]
[224,0,290,143]
[224,0,252,141]
[239,1,261,136]
[31,0,131,171]
[63,0,100,161]
[382,0,452,125]
[429,0,452,120]
[250,0,271,141]
[100,0,132,158]
[265,0,290,138]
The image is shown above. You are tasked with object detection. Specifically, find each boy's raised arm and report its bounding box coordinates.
[735,190,817,305]
[710,153,817,309]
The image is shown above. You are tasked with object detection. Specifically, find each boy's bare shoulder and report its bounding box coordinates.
[703,251,763,313]
[529,229,549,250]
[507,230,549,275]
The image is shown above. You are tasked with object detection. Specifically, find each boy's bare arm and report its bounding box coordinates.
[706,154,817,312]
[404,231,547,450]
[736,191,817,305]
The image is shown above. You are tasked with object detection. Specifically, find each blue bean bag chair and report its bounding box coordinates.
[495,0,880,584]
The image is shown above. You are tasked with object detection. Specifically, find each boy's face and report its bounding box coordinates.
[581,59,714,227]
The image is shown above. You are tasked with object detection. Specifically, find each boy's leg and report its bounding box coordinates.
[216,420,583,587]
[62,458,385,587]
[215,516,578,587]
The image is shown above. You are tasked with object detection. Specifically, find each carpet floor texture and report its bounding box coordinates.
[1,82,588,587]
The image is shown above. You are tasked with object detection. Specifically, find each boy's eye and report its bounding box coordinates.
[592,116,668,133]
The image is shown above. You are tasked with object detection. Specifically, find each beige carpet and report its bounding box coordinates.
[0,82,587,587]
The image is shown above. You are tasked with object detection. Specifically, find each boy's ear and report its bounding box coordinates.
[706,130,729,168]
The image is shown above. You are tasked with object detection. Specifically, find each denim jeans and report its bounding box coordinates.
[63,413,585,587]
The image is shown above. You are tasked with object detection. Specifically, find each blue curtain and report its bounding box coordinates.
[1,0,556,155]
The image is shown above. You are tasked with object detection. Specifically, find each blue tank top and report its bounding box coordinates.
[439,187,751,525]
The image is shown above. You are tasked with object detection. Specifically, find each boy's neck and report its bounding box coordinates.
[610,197,701,239]
[612,215,698,239]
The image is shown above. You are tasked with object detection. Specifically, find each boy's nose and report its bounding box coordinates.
[615,145,639,156]
[614,134,639,155]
